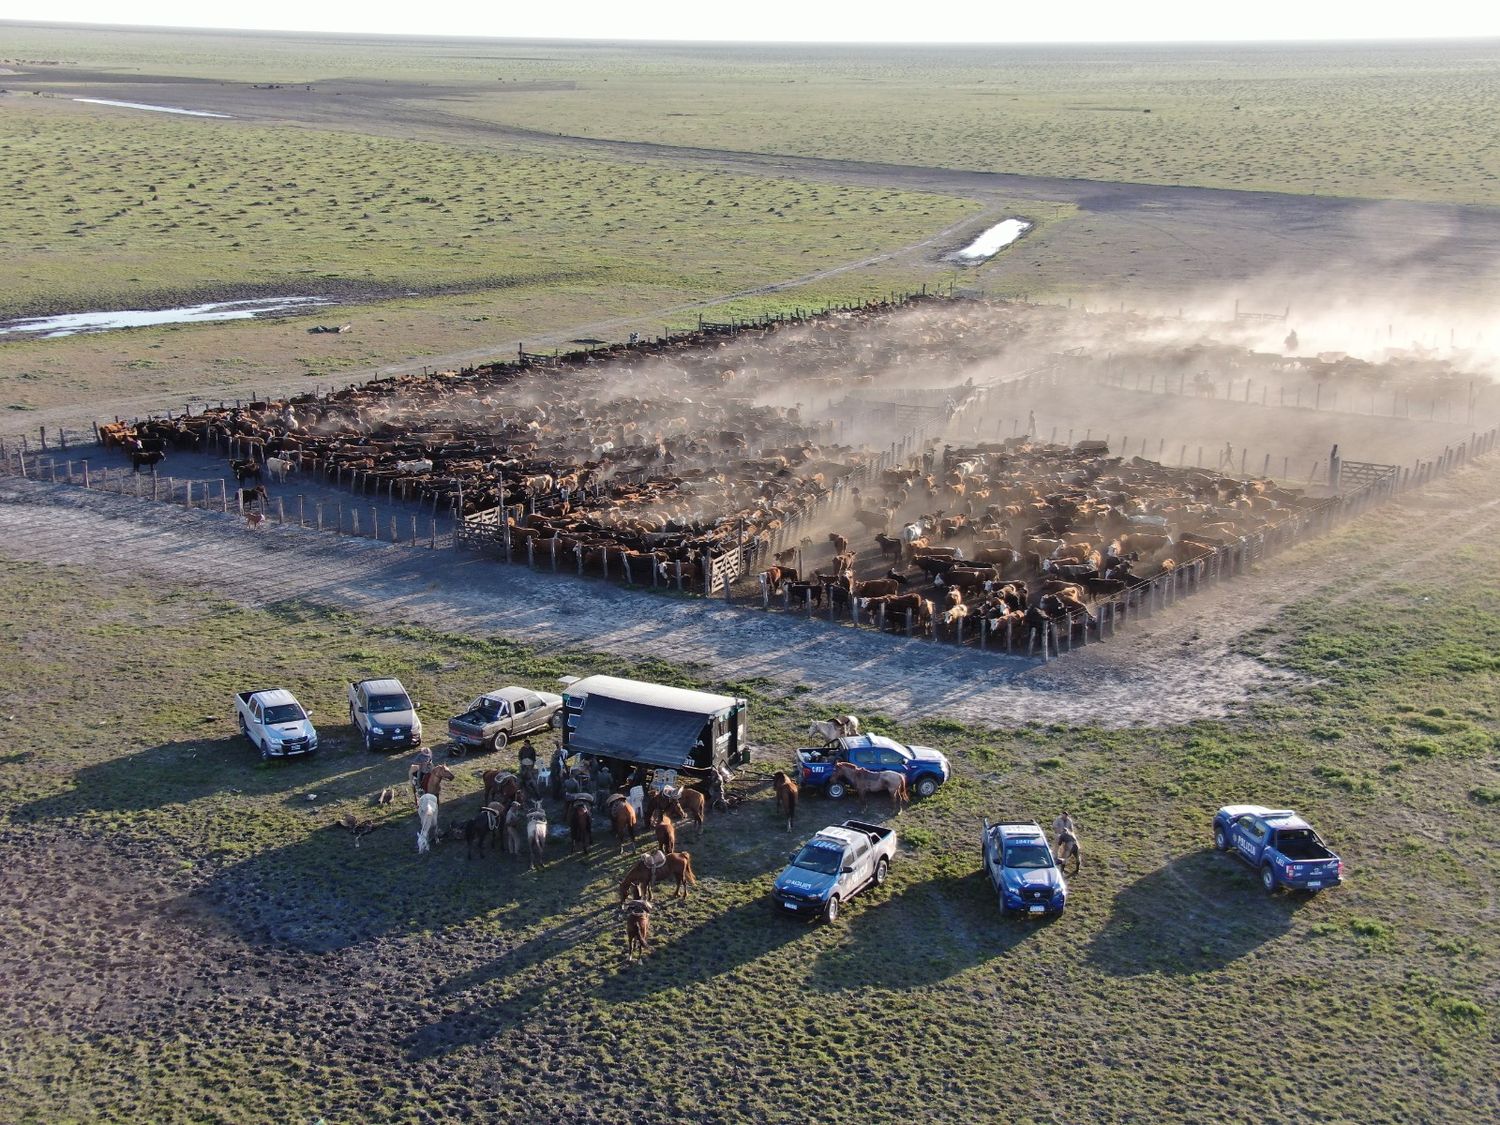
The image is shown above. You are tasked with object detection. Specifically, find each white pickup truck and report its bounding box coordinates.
[235,688,319,760]
[771,820,897,923]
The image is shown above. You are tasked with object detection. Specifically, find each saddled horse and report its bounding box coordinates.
[617,850,697,901]
[834,760,907,815]
[415,793,440,853]
[480,770,521,807]
[410,763,455,808]
[647,785,706,840]
[525,802,548,870]
[568,795,594,857]
[622,898,653,960]
[608,793,638,855]
[807,715,860,743]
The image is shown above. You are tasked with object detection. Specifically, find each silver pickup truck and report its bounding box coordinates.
[447,686,563,752]
[235,688,319,760]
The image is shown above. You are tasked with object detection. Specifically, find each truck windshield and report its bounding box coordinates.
[792,844,844,876]
[262,704,305,724]
[1004,843,1053,869]
[369,694,412,714]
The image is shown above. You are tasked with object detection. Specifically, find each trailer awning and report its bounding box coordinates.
[568,694,706,768]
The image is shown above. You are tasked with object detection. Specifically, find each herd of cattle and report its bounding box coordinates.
[93,296,1333,649]
[758,437,1322,646]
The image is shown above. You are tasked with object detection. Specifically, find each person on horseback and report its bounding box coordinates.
[410,746,435,798]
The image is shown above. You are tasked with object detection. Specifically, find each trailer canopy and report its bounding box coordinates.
[566,693,709,768]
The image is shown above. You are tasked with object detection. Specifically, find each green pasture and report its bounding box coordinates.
[0,106,975,318]
[0,462,1495,1122]
[8,25,1500,205]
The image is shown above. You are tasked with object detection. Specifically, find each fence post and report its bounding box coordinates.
[551,538,559,572]
[430,517,437,549]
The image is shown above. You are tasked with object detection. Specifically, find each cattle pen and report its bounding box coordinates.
[4,293,1496,665]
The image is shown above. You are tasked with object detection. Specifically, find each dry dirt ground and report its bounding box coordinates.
[5,459,1494,731]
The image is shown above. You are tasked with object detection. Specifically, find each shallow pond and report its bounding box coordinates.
[950,219,1033,263]
[0,297,332,339]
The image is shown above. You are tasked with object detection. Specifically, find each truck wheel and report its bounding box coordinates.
[547,712,559,731]
[259,740,271,762]
[489,730,509,753]
[873,857,890,888]
[825,780,847,800]
[822,895,840,924]
[914,775,939,799]
[1261,864,1277,893]
[365,730,378,753]
[1214,826,1229,851]
[238,713,249,738]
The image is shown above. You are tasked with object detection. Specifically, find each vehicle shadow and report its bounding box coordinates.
[808,868,1040,993]
[1086,849,1311,977]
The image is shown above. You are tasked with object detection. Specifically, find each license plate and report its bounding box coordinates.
[1028,905,1045,914]
[782,902,798,911]
[1307,881,1321,889]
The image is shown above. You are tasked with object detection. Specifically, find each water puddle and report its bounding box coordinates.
[949,219,1033,263]
[74,98,232,119]
[0,296,332,339]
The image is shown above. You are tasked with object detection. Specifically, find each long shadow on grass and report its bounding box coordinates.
[1087,850,1310,976]
[807,868,1036,992]
[403,890,804,1059]
[8,735,397,822]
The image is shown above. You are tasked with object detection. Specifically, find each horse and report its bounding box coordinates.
[622,898,653,960]
[608,793,638,855]
[654,817,676,854]
[526,802,548,870]
[807,715,860,743]
[834,761,907,815]
[617,850,697,901]
[462,804,501,859]
[410,763,455,808]
[481,770,520,807]
[1056,831,1083,875]
[415,793,440,853]
[772,770,798,832]
[503,800,526,856]
[568,796,594,857]
[648,786,706,840]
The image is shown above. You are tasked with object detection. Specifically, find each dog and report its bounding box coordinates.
[244,510,266,530]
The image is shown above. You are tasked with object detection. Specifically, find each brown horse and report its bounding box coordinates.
[608,793,638,855]
[410,764,455,808]
[649,786,706,840]
[772,770,799,832]
[655,818,676,855]
[503,800,526,856]
[568,796,594,857]
[834,761,906,815]
[617,850,697,901]
[480,770,520,807]
[622,899,652,960]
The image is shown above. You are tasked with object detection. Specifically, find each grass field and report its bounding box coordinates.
[7,25,1500,205]
[1,460,1495,1123]
[0,103,975,318]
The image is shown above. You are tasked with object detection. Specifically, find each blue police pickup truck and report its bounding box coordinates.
[982,818,1068,916]
[796,734,951,800]
[772,821,897,923]
[1213,805,1344,893]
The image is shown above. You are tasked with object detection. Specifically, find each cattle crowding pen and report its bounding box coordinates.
[2,295,1496,663]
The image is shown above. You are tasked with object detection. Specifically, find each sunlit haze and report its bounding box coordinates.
[8,1,1500,43]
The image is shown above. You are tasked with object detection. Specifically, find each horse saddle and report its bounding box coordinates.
[526,810,548,823]
[622,899,652,916]
[495,772,518,787]
[660,784,682,801]
[642,850,667,872]
[569,792,595,805]
[606,793,628,807]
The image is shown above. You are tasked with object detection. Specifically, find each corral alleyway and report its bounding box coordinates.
[20,465,1500,730]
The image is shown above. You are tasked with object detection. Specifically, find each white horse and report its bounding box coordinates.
[416,793,440,853]
[526,802,548,870]
[807,715,861,743]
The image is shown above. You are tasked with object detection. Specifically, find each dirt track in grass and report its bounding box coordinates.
[0,464,1482,730]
